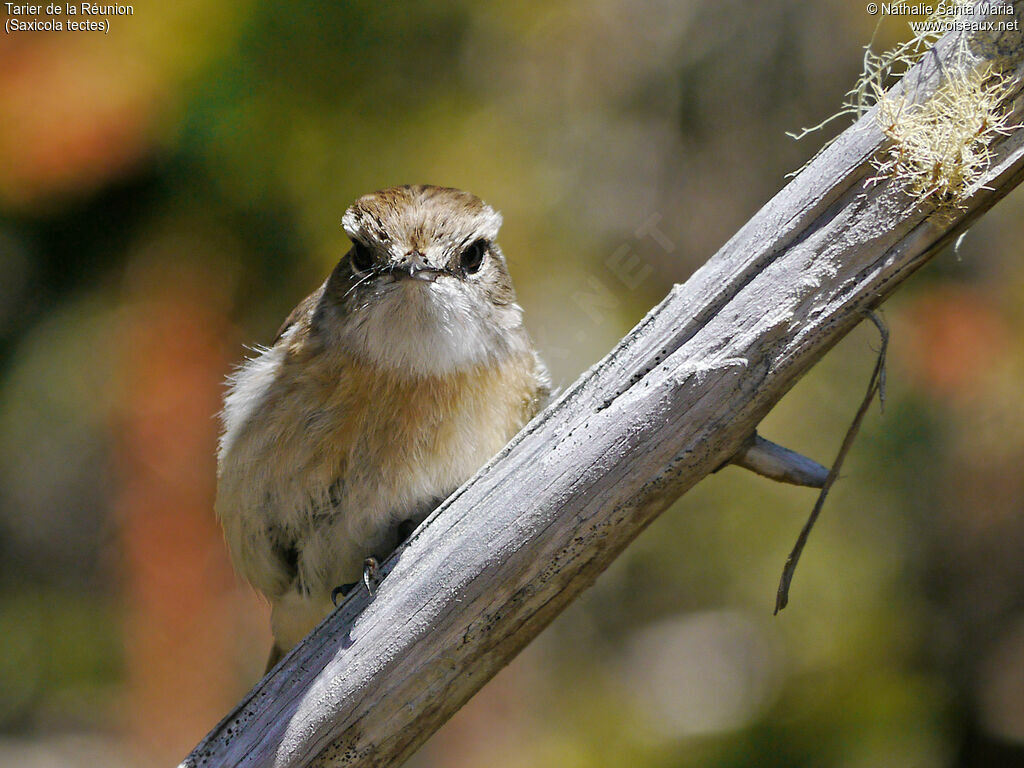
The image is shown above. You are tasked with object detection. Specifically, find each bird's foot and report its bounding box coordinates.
[330,556,382,606]
[362,556,380,595]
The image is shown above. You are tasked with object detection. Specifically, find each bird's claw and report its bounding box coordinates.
[331,582,356,607]
[330,557,382,606]
[362,557,380,595]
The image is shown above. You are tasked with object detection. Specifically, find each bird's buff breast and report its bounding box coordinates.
[215,339,541,615]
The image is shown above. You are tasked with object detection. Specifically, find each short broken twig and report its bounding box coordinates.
[730,433,830,488]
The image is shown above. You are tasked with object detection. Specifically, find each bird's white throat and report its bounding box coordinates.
[338,277,522,377]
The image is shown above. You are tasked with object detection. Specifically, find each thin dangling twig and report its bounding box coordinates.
[775,311,889,614]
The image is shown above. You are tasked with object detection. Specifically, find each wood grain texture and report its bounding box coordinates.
[182,7,1024,767]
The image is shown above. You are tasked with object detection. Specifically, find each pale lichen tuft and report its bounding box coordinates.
[789,1,1022,215]
[870,62,1019,215]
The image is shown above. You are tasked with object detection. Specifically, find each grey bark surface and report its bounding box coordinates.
[182,8,1024,768]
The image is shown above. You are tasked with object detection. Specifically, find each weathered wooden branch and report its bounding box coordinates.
[182,7,1024,768]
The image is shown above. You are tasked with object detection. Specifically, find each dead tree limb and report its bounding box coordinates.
[182,6,1024,767]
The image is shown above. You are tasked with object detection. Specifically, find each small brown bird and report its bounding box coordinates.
[216,185,550,669]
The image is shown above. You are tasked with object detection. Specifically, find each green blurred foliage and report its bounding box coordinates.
[1,0,1023,765]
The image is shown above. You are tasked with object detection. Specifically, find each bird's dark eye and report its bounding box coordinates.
[460,239,488,274]
[351,242,374,273]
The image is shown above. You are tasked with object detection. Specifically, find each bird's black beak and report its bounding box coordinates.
[391,251,443,282]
